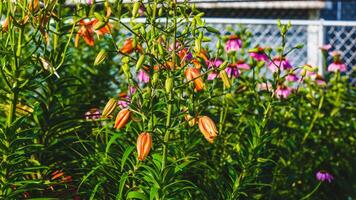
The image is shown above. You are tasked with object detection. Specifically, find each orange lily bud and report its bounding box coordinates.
[153,65,160,71]
[185,67,204,91]
[137,132,152,161]
[165,61,177,70]
[28,0,39,12]
[114,108,131,129]
[191,58,203,69]
[51,170,64,180]
[1,17,10,32]
[198,116,218,143]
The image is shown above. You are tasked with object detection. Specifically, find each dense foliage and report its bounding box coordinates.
[0,0,355,199]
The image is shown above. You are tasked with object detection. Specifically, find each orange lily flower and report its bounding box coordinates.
[75,19,111,47]
[75,20,95,47]
[120,38,143,54]
[137,132,152,161]
[185,67,204,91]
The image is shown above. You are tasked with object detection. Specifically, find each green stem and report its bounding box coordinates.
[7,91,18,125]
[302,95,324,143]
[162,92,172,172]
[7,15,23,125]
[300,182,321,200]
[161,1,177,172]
[261,101,272,129]
[219,85,226,134]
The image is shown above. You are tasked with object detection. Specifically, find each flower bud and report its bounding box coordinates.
[185,68,204,91]
[157,43,164,56]
[101,98,117,118]
[135,54,145,71]
[39,57,60,78]
[152,72,159,86]
[94,49,107,66]
[218,61,229,70]
[219,70,231,89]
[114,108,131,129]
[182,108,196,127]
[132,1,140,17]
[165,77,173,93]
[158,7,163,17]
[28,0,39,13]
[198,116,218,143]
[1,17,10,32]
[194,39,201,54]
[122,63,132,79]
[137,132,152,161]
[216,39,222,50]
[165,61,177,70]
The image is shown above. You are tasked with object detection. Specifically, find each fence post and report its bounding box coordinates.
[318,20,325,75]
[307,20,324,75]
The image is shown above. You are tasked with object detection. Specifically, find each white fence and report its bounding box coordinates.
[204,18,356,75]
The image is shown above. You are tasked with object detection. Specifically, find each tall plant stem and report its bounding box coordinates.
[300,182,321,200]
[302,95,324,143]
[7,91,18,125]
[162,92,172,172]
[7,22,23,126]
[219,85,227,134]
[161,0,177,172]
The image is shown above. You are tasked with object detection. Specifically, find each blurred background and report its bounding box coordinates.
[185,0,356,74]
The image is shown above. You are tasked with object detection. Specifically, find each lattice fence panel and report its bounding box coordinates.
[206,23,308,67]
[326,26,356,68]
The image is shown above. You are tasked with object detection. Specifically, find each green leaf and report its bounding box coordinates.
[116,173,128,200]
[149,187,159,200]
[121,146,135,172]
[90,182,103,200]
[205,26,220,35]
[127,191,148,200]
[105,133,122,158]
[174,160,193,173]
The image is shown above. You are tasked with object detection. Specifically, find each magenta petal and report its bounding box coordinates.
[208,72,218,80]
[137,70,150,83]
[232,68,239,77]
[237,63,250,70]
[225,67,232,78]
[268,62,278,72]
[129,86,136,96]
[286,74,298,82]
[225,38,242,52]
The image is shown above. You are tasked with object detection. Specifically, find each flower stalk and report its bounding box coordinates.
[161,0,177,172]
